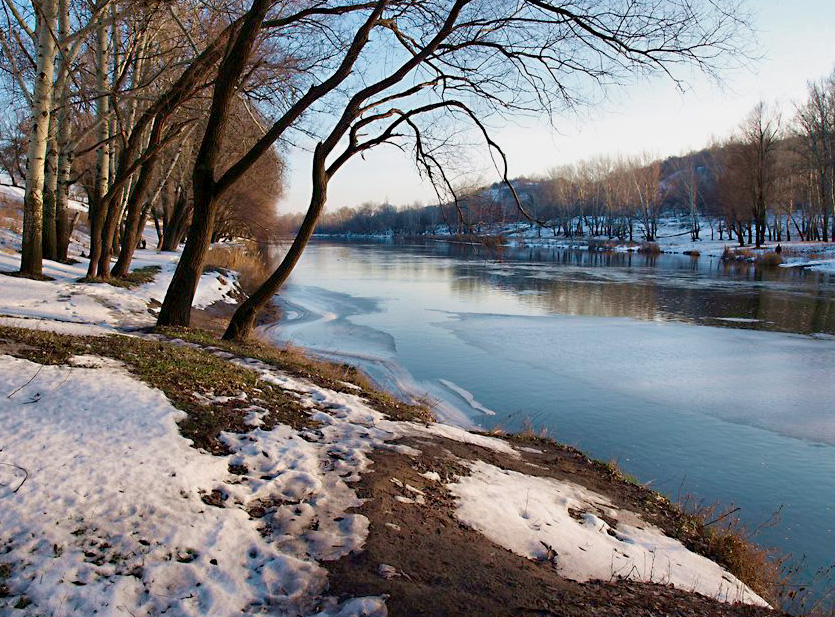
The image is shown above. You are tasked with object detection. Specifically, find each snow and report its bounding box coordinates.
[448,460,769,607]
[0,247,240,332]
[0,354,387,616]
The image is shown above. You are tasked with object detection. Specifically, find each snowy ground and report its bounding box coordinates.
[0,243,239,334]
[0,204,773,614]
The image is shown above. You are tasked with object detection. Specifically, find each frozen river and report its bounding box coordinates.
[261,239,835,599]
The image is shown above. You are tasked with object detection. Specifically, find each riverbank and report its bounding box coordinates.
[316,218,835,275]
[0,240,800,616]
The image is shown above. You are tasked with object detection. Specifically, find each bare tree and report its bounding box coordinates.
[727,102,781,248]
[795,71,835,242]
[630,155,663,242]
[19,0,58,276]
[143,0,750,341]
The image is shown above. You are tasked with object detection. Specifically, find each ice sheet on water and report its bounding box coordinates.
[444,312,835,445]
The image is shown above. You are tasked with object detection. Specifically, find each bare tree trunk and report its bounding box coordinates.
[157,184,217,326]
[157,0,272,327]
[111,121,166,276]
[86,14,111,278]
[162,189,191,250]
[224,145,328,341]
[54,0,77,262]
[21,0,59,276]
[42,125,58,260]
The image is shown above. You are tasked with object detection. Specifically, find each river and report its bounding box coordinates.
[261,239,835,600]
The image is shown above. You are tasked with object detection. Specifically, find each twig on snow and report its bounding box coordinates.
[0,462,28,494]
[6,364,44,399]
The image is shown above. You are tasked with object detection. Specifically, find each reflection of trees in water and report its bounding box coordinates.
[315,240,835,334]
[441,249,834,335]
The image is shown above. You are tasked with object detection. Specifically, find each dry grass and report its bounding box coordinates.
[638,242,662,254]
[204,243,270,294]
[0,199,23,235]
[678,496,783,603]
[721,247,785,267]
[155,326,434,423]
[587,238,618,251]
[722,247,754,262]
[758,252,784,267]
[0,325,310,453]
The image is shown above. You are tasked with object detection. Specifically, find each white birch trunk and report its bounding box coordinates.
[21,0,59,276]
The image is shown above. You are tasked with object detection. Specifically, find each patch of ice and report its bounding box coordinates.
[420,471,442,482]
[391,422,520,458]
[439,378,497,415]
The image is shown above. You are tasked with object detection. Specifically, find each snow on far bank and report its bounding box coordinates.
[448,460,768,607]
[503,216,835,275]
[0,354,386,617]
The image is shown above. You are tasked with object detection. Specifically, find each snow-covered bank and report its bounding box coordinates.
[0,327,773,615]
[0,248,240,333]
[450,461,766,605]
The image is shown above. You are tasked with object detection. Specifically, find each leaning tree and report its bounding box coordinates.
[146,0,750,339]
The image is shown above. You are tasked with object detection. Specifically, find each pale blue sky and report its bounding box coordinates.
[279,0,835,213]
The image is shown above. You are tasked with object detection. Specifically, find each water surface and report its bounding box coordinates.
[263,239,835,598]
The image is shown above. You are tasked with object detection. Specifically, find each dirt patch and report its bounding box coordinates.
[325,437,786,617]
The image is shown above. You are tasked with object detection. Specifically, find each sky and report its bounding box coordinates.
[278,0,835,214]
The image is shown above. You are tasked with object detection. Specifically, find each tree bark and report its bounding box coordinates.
[86,14,112,278]
[224,144,328,341]
[42,124,58,260]
[157,0,272,327]
[21,0,59,276]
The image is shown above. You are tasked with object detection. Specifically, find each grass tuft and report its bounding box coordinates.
[678,496,783,603]
[107,265,162,288]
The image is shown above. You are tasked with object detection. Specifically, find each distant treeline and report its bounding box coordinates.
[316,73,835,248]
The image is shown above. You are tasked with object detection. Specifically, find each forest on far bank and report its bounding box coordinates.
[315,74,835,249]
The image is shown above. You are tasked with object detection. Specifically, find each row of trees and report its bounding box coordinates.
[2,0,751,340]
[0,0,286,273]
[319,70,835,248]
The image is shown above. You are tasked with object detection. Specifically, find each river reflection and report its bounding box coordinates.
[334,239,834,335]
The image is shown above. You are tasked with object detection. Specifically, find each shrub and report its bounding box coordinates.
[204,243,269,294]
[638,242,662,254]
[758,252,784,267]
[679,497,783,603]
[587,238,617,251]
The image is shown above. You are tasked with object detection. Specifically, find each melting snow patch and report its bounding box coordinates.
[0,354,385,616]
[447,460,768,607]
[392,422,520,458]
